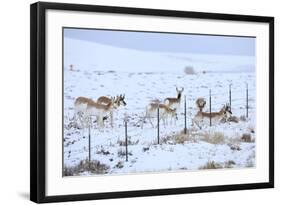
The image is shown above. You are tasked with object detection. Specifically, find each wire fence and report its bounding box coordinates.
[65,83,255,168]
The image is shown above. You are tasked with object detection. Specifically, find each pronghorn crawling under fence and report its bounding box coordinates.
[164,87,184,111]
[192,103,232,129]
[142,103,178,128]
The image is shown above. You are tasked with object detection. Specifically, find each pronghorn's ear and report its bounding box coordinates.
[176,87,179,92]
[181,87,184,92]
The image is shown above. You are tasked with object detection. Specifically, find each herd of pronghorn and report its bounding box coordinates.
[72,87,233,131]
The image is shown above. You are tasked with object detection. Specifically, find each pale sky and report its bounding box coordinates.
[64,28,255,56]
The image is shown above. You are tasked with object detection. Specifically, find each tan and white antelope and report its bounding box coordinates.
[192,104,232,129]
[85,97,118,128]
[97,94,126,126]
[73,96,117,129]
[142,103,178,128]
[164,87,184,111]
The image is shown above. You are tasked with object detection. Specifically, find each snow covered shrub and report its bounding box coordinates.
[199,161,223,169]
[184,66,196,75]
[224,160,236,168]
[117,137,139,146]
[245,152,255,167]
[200,131,225,144]
[117,148,132,158]
[174,133,189,144]
[114,161,124,169]
[241,133,252,142]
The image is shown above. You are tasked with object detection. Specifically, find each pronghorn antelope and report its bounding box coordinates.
[73,96,93,128]
[192,104,232,129]
[97,94,126,126]
[164,87,184,111]
[142,103,178,128]
[85,97,118,128]
[73,96,117,128]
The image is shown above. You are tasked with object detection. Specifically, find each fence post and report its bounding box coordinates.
[157,103,160,144]
[125,118,128,162]
[184,95,187,134]
[88,117,91,170]
[229,84,232,111]
[246,83,249,118]
[209,89,212,127]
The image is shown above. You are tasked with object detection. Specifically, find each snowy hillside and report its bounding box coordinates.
[64,37,255,74]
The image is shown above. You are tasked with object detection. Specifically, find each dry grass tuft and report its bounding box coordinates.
[199,160,236,170]
[241,133,252,142]
[161,129,196,144]
[199,131,225,144]
[64,159,110,176]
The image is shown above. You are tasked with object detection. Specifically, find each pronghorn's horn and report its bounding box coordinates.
[181,87,184,92]
[123,94,125,99]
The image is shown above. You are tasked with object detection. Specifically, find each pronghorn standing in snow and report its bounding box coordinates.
[73,96,117,129]
[97,94,127,126]
[164,87,184,111]
[192,103,232,129]
[85,97,118,128]
[142,103,178,128]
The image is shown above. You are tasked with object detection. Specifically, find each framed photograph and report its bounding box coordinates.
[30,2,274,203]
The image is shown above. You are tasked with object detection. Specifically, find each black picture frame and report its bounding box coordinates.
[30,2,274,203]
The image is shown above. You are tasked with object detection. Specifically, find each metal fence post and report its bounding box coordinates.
[246,83,249,118]
[184,95,187,134]
[229,84,232,111]
[88,117,91,170]
[125,119,128,162]
[157,103,160,144]
[209,89,212,127]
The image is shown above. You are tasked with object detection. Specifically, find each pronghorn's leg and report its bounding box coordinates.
[77,112,85,129]
[99,115,105,128]
[96,116,103,130]
[141,114,146,129]
[148,116,154,128]
[163,117,167,128]
[110,111,113,128]
[193,118,202,130]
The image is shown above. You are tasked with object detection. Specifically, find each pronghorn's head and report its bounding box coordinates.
[196,98,206,111]
[118,94,127,106]
[221,103,232,118]
[176,87,184,98]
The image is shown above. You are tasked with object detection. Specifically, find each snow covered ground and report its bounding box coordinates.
[63,37,256,176]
